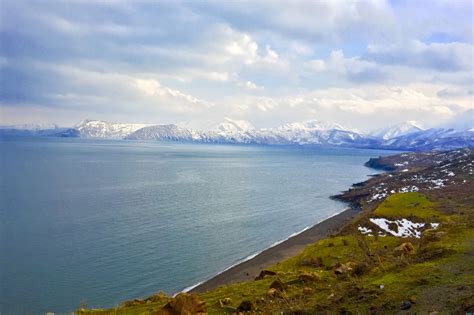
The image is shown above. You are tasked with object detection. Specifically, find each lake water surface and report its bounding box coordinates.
[0,137,394,314]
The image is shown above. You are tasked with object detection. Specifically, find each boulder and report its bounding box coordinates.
[269,279,285,292]
[334,262,355,276]
[218,297,232,307]
[236,300,253,312]
[255,269,277,280]
[400,300,412,310]
[393,242,416,256]
[267,288,279,299]
[158,293,207,315]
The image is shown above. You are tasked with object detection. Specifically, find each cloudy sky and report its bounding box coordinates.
[0,0,472,131]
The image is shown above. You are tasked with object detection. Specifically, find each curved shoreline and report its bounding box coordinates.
[190,207,360,293]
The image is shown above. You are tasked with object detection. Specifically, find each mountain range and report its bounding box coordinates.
[1,118,473,151]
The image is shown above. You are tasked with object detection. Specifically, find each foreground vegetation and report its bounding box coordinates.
[78,149,474,314]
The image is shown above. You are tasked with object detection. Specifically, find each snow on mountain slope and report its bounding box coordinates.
[125,124,206,142]
[382,128,474,150]
[278,120,347,133]
[211,118,255,133]
[76,120,150,138]
[79,118,380,147]
[373,120,424,140]
[268,120,380,146]
[205,118,256,143]
[6,118,472,150]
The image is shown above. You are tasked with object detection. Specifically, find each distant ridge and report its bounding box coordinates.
[2,118,473,151]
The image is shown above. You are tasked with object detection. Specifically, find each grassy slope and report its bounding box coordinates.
[78,190,474,314]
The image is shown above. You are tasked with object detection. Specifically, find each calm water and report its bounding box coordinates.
[0,137,393,314]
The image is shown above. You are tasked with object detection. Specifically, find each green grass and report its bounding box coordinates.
[373,192,444,220]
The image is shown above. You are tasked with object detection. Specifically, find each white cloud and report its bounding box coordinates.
[242,80,264,90]
[135,78,161,95]
[225,34,259,64]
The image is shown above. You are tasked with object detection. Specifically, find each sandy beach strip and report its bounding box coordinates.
[190,207,359,293]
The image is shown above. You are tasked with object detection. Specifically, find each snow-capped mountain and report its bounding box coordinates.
[372,120,424,140]
[124,118,375,146]
[210,118,255,133]
[382,128,474,151]
[4,118,473,151]
[205,118,257,143]
[125,124,205,142]
[272,120,355,145]
[76,120,150,138]
[278,120,347,133]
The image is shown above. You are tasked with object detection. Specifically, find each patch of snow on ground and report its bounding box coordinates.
[399,186,419,193]
[429,179,446,189]
[430,223,440,229]
[369,218,426,238]
[368,192,387,202]
[358,226,373,235]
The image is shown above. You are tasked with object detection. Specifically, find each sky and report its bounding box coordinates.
[0,0,473,131]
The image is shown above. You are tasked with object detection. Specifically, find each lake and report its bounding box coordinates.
[0,137,394,314]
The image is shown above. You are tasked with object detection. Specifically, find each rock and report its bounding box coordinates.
[236,300,253,312]
[218,298,232,307]
[158,293,206,315]
[269,279,285,292]
[255,269,277,280]
[400,300,412,310]
[267,288,279,298]
[334,262,355,276]
[393,242,416,256]
[298,271,321,283]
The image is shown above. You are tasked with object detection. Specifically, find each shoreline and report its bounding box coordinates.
[190,207,360,293]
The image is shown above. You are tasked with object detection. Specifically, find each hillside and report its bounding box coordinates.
[77,148,474,314]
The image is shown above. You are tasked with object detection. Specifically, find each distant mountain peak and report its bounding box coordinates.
[278,120,348,132]
[373,120,424,140]
[76,119,150,138]
[211,118,255,133]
